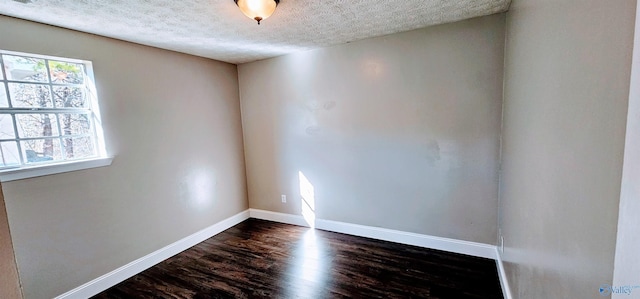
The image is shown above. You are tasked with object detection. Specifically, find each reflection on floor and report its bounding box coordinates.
[93,218,503,299]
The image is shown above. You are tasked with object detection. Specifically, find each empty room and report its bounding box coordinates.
[1,0,639,298]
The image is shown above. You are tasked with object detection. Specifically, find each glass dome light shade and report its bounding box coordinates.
[235,0,279,24]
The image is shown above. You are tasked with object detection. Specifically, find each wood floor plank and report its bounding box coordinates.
[93,219,503,299]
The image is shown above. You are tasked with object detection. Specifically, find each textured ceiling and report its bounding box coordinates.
[0,0,511,64]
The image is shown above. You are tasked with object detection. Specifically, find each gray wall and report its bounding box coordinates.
[499,0,635,298]
[0,16,248,299]
[614,1,640,292]
[0,182,22,299]
[239,14,505,244]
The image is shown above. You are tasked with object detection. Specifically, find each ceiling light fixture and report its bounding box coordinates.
[234,0,279,25]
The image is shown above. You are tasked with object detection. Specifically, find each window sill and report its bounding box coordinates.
[0,157,113,182]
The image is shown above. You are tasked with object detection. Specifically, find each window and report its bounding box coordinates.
[0,49,109,179]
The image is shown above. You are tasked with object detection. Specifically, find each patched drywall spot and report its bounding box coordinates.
[424,140,441,166]
[323,101,336,110]
[305,126,321,136]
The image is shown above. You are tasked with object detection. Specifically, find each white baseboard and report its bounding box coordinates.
[495,248,513,299]
[249,208,309,227]
[54,210,250,299]
[248,209,497,260]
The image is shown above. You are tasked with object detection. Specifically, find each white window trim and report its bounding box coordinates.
[0,156,113,182]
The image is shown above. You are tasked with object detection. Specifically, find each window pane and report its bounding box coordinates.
[9,83,53,108]
[21,138,62,163]
[63,136,95,159]
[2,55,48,83]
[0,61,4,80]
[0,142,20,167]
[49,60,84,84]
[16,114,59,138]
[0,114,15,139]
[53,86,86,108]
[60,113,91,135]
[0,85,7,107]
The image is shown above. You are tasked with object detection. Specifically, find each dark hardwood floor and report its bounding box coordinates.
[93,219,503,299]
